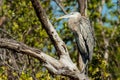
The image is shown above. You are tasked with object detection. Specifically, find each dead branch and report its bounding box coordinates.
[30,0,89,79]
[0,38,59,65]
[77,0,87,16]
[0,16,6,27]
[0,38,88,79]
[0,0,89,79]
[54,0,68,14]
[30,0,69,57]
[0,28,15,39]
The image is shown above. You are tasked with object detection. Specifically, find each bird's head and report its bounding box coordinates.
[58,12,81,19]
[58,12,81,31]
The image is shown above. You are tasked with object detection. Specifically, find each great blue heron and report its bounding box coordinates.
[59,12,95,73]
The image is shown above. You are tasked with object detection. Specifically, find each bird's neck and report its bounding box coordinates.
[68,17,80,32]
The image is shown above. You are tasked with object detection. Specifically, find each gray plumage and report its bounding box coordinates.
[59,12,95,64]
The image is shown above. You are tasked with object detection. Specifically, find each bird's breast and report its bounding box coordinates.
[68,19,80,32]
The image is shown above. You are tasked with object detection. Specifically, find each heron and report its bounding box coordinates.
[59,12,95,73]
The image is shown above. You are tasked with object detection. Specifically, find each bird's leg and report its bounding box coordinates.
[77,52,84,71]
[80,59,88,75]
[77,50,88,74]
[77,50,88,75]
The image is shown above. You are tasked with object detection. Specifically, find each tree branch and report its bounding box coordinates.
[54,0,68,15]
[0,38,88,79]
[77,0,87,16]
[0,28,15,39]
[0,38,60,66]
[30,0,89,79]
[0,16,6,27]
[0,0,90,79]
[30,0,69,58]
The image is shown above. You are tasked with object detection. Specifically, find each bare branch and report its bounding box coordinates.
[0,28,15,39]
[0,38,88,79]
[29,0,89,79]
[0,16,6,27]
[0,0,3,11]
[0,38,61,67]
[54,0,68,14]
[101,30,109,60]
[30,0,69,57]
[110,26,117,40]
[77,0,87,16]
[0,0,90,79]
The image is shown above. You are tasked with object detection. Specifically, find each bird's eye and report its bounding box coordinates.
[70,12,74,15]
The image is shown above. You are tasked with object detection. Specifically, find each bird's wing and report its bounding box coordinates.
[73,26,89,62]
[78,17,95,60]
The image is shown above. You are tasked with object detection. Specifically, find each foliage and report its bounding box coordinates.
[0,0,120,80]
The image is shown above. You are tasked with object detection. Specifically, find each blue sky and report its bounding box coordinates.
[102,0,118,27]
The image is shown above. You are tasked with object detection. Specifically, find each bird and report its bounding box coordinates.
[58,12,95,73]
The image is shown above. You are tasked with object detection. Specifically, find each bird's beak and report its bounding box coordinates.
[57,14,73,20]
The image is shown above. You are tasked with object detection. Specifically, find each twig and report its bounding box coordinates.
[54,0,68,14]
[0,50,21,72]
[0,28,15,39]
[0,16,6,26]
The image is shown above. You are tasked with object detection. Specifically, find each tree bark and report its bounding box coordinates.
[77,0,87,16]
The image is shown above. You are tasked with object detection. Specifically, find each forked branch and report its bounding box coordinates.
[0,0,89,79]
[30,0,69,58]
